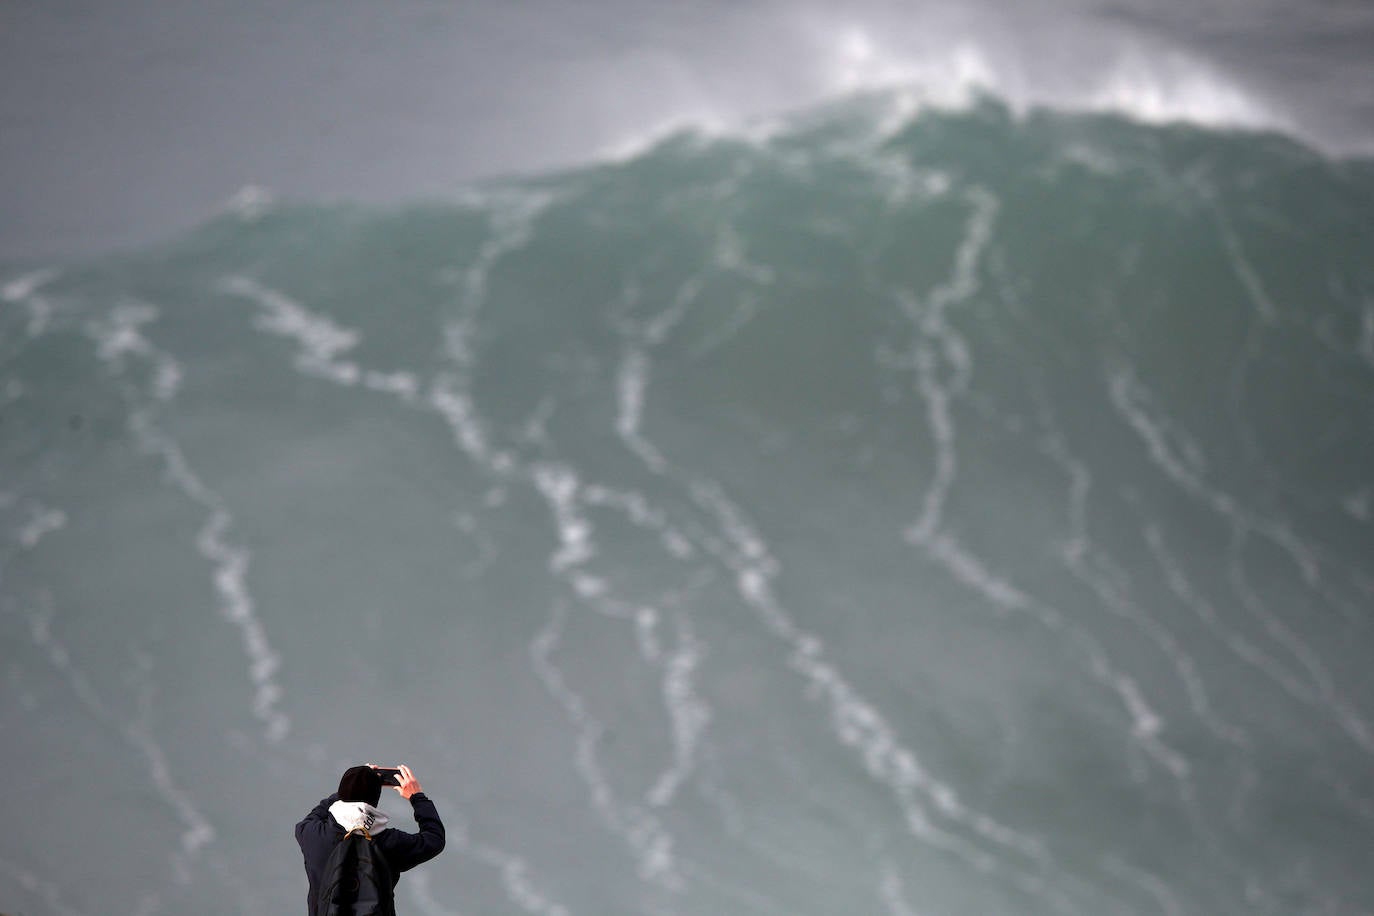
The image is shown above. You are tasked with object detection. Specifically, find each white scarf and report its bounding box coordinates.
[329,800,391,836]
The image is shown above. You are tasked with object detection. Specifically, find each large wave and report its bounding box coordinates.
[3,94,1373,915]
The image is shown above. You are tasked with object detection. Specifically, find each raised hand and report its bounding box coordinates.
[393,763,422,799]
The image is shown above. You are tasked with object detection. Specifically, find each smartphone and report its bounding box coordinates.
[375,767,402,787]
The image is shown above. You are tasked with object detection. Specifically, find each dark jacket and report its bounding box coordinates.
[296,792,446,914]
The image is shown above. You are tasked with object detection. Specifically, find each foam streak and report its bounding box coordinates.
[530,601,684,892]
[444,825,574,916]
[895,190,1192,784]
[24,601,220,900]
[88,302,290,742]
[1110,368,1374,755]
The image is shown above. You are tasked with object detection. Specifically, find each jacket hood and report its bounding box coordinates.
[328,800,391,836]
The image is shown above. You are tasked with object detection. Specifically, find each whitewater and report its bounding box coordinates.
[3,85,1373,914]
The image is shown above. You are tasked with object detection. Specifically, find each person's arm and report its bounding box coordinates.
[295,792,341,844]
[382,765,446,871]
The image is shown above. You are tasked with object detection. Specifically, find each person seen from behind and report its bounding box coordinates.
[296,763,445,914]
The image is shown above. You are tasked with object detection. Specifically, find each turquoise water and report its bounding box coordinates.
[3,94,1373,914]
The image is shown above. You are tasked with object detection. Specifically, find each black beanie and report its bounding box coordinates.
[337,765,382,807]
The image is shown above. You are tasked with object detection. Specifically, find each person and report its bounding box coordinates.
[296,763,446,914]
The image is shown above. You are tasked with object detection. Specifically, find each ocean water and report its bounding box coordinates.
[3,93,1374,915]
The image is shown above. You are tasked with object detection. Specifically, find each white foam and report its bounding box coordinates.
[583,485,698,563]
[891,195,1195,782]
[1088,52,1286,133]
[26,603,219,888]
[1111,368,1374,756]
[712,225,776,286]
[27,602,111,727]
[1109,368,1321,584]
[1144,522,1322,707]
[1041,426,1246,755]
[131,415,290,743]
[918,491,1195,782]
[87,304,289,743]
[590,21,1297,179]
[529,459,718,827]
[900,188,995,544]
[810,19,1288,138]
[0,854,91,916]
[821,25,997,115]
[918,530,1033,615]
[615,347,669,474]
[129,715,218,861]
[427,192,552,477]
[222,276,363,385]
[1101,855,1186,916]
[450,189,555,337]
[575,321,1015,899]
[1345,488,1372,523]
[227,277,444,439]
[635,606,663,662]
[132,891,163,916]
[1,268,59,337]
[687,480,1051,880]
[453,510,499,579]
[405,871,463,916]
[1,268,58,303]
[224,184,274,221]
[445,831,573,916]
[152,358,183,402]
[363,369,420,400]
[644,277,700,347]
[1220,223,1280,324]
[18,504,66,549]
[530,602,685,892]
[430,375,500,469]
[533,463,598,574]
[522,447,740,897]
[646,613,711,808]
[490,858,572,916]
[539,470,718,821]
[91,303,184,400]
[689,294,765,360]
[96,302,156,358]
[599,109,742,165]
[878,861,922,916]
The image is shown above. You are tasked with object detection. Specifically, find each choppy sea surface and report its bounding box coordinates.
[3,92,1374,915]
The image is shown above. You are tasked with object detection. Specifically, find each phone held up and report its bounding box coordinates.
[374,768,402,787]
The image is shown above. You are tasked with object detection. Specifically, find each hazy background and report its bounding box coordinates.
[4,3,1374,915]
[4,0,1374,260]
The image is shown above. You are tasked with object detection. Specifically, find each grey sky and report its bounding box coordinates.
[3,0,1372,261]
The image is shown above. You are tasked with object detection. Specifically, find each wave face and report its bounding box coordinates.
[4,97,1374,915]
